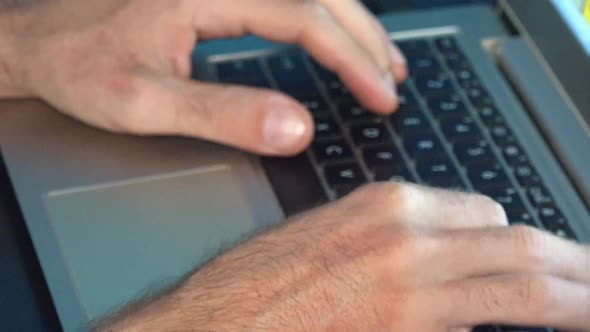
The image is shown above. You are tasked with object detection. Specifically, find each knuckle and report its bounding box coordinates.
[511,226,545,258]
[513,275,554,313]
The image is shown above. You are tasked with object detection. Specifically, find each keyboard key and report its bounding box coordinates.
[391,109,432,136]
[489,122,517,146]
[268,53,316,98]
[434,36,460,53]
[314,116,340,139]
[397,39,432,56]
[454,67,478,83]
[311,61,337,82]
[500,327,548,332]
[404,133,445,160]
[363,144,403,171]
[416,155,463,188]
[508,208,536,226]
[325,162,367,190]
[262,154,327,216]
[428,96,468,119]
[502,143,528,165]
[313,139,353,163]
[472,326,499,332]
[482,186,526,215]
[513,162,542,187]
[476,104,504,126]
[465,86,493,106]
[216,59,270,88]
[337,99,377,123]
[526,185,554,207]
[374,166,415,183]
[397,84,419,109]
[350,123,390,146]
[440,115,483,142]
[415,74,454,97]
[324,79,352,99]
[537,204,577,239]
[301,97,331,117]
[444,52,471,70]
[467,161,510,192]
[454,140,495,165]
[409,56,442,76]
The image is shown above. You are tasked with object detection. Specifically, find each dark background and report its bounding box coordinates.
[0,0,497,331]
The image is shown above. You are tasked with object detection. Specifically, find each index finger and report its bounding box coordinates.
[193,0,398,113]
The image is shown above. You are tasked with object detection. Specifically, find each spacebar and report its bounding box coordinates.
[262,154,328,216]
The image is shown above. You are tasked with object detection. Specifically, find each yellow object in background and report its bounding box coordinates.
[585,0,590,24]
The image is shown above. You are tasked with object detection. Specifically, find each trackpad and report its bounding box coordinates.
[45,165,259,322]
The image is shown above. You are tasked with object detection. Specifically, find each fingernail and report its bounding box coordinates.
[263,108,307,152]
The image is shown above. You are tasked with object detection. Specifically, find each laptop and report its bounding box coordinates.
[0,0,588,330]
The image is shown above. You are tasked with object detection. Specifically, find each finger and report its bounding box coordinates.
[382,183,509,229]
[110,72,313,155]
[194,0,398,114]
[437,274,590,331]
[435,226,590,284]
[320,0,408,83]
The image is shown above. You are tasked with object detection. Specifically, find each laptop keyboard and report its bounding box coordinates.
[214,36,577,332]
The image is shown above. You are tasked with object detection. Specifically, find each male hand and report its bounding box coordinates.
[0,0,406,155]
[100,183,590,332]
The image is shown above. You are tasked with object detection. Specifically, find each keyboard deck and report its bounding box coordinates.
[214,36,576,332]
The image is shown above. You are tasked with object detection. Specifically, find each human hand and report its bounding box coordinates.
[100,183,590,331]
[0,0,406,155]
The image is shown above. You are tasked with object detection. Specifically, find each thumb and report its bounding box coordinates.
[118,73,314,156]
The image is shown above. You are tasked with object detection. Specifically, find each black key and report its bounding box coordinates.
[502,143,528,165]
[409,56,442,76]
[374,166,415,183]
[363,144,404,171]
[268,53,316,98]
[324,79,352,99]
[465,86,493,106]
[467,161,510,192]
[216,59,270,88]
[500,327,548,332]
[454,140,495,165]
[454,67,478,83]
[476,104,504,126]
[428,96,468,119]
[397,40,431,57]
[444,52,471,70]
[440,115,483,142]
[314,116,340,139]
[434,36,460,53]
[337,100,377,123]
[537,204,577,239]
[526,185,554,207]
[403,133,445,160]
[262,154,327,216]
[415,74,454,97]
[397,84,419,109]
[416,156,463,188]
[334,183,365,199]
[513,162,542,187]
[391,109,432,136]
[482,186,526,215]
[472,326,499,332]
[325,162,367,190]
[301,97,331,117]
[507,208,536,227]
[313,139,353,163]
[311,60,337,82]
[350,123,390,146]
[489,122,517,146]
